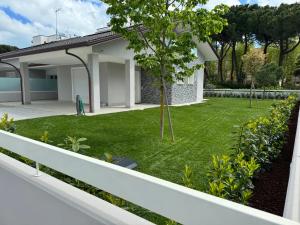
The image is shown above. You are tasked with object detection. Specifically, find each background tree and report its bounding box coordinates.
[212,29,231,83]
[295,54,300,77]
[255,63,282,97]
[226,6,243,82]
[205,3,300,87]
[0,44,18,54]
[103,0,227,141]
[242,48,266,107]
[272,3,300,66]
[253,6,276,54]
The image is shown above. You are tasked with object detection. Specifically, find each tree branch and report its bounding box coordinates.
[284,36,300,55]
[135,25,157,54]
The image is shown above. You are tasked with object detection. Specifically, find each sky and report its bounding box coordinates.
[0,0,298,48]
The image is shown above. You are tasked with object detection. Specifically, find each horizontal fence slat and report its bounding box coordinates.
[0,130,298,225]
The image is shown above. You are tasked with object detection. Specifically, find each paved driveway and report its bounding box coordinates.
[0,101,158,121]
[0,101,80,120]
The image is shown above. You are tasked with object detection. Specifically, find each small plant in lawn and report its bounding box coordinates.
[58,136,90,153]
[40,131,52,144]
[182,165,194,189]
[103,152,113,163]
[165,220,178,225]
[0,113,16,133]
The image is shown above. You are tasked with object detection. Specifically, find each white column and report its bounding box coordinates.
[88,54,101,112]
[196,68,204,103]
[57,66,72,102]
[125,59,135,108]
[20,62,31,104]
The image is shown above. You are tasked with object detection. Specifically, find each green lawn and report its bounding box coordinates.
[15,98,275,191]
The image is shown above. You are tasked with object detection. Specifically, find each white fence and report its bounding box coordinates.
[0,130,299,225]
[284,106,300,222]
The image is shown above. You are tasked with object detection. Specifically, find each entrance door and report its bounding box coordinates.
[71,67,89,104]
[135,70,141,103]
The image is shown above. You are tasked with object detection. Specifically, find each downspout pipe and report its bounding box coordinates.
[65,49,92,113]
[0,60,24,104]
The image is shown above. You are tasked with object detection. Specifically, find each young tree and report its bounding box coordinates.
[242,48,266,107]
[103,0,227,141]
[255,63,282,98]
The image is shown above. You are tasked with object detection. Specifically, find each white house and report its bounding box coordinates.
[0,28,217,113]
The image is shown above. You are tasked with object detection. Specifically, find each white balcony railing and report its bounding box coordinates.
[0,130,299,225]
[284,106,300,222]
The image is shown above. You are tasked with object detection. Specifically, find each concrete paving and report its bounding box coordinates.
[0,101,158,120]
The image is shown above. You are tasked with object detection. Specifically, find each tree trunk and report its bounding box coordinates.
[162,79,175,142]
[250,80,253,108]
[243,35,248,55]
[263,44,268,55]
[263,42,270,55]
[263,36,271,55]
[230,42,236,81]
[278,39,284,67]
[218,58,224,83]
[159,77,165,140]
[231,42,239,82]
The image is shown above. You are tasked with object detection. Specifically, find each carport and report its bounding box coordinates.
[0,30,140,114]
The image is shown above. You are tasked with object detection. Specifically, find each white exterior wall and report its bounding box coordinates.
[99,62,126,106]
[57,66,72,101]
[196,50,205,103]
[108,63,126,106]
[88,53,101,112]
[99,62,109,105]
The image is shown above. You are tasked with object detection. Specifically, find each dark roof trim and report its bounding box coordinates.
[0,30,121,60]
[208,42,219,60]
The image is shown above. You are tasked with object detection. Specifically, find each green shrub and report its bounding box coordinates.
[207,153,259,204]
[255,63,282,89]
[207,94,298,204]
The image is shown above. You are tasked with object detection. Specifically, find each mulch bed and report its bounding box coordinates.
[249,102,300,216]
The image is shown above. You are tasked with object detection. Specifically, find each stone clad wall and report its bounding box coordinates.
[171,82,197,104]
[141,70,197,105]
[141,71,172,104]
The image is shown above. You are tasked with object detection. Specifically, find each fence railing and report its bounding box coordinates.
[0,130,299,225]
[284,106,300,222]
